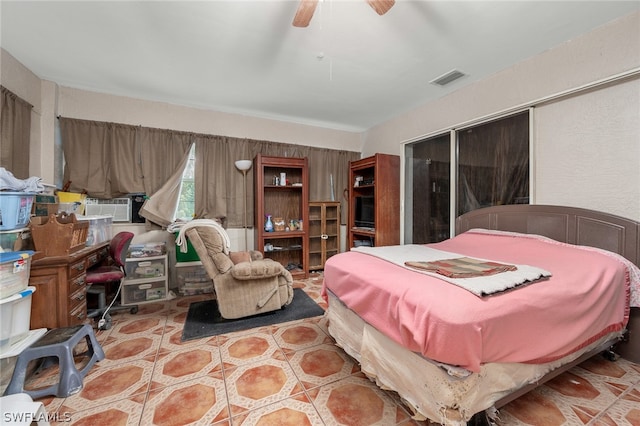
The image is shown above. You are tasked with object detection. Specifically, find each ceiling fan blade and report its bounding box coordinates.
[366,0,395,16]
[292,0,319,27]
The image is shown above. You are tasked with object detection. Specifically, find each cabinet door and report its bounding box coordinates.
[308,203,323,271]
[323,203,340,265]
[29,273,59,329]
[309,201,340,271]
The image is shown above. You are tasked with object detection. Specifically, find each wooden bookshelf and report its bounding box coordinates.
[348,153,400,248]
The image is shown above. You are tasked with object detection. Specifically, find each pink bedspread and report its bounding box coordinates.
[322,230,633,372]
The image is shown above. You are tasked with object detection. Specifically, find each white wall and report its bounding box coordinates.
[534,78,640,219]
[2,11,639,222]
[362,11,640,221]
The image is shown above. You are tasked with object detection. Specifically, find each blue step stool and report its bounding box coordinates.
[3,324,105,399]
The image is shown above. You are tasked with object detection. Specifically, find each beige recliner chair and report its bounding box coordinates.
[179,220,294,319]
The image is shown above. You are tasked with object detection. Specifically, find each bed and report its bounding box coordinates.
[322,204,640,425]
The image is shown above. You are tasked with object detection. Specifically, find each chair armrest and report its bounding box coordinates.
[249,250,264,260]
[230,259,286,280]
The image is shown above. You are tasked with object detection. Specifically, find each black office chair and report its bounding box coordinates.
[86,231,136,330]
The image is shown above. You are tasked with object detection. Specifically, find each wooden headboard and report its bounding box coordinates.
[456,204,640,267]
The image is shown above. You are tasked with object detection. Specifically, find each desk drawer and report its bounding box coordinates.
[69,273,87,292]
[86,246,109,269]
[68,302,87,325]
[68,259,87,278]
[69,286,86,306]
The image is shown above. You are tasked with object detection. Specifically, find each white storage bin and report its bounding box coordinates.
[175,261,213,295]
[58,201,83,215]
[0,192,35,231]
[0,228,32,252]
[122,279,167,305]
[128,242,166,258]
[77,215,113,246]
[125,257,165,278]
[0,251,33,299]
[0,286,36,354]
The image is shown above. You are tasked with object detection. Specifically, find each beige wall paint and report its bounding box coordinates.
[363,11,640,221]
[1,49,362,184]
[56,87,363,153]
[1,49,44,179]
[534,78,640,219]
[0,49,41,106]
[363,12,640,156]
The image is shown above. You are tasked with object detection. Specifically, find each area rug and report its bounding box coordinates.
[181,288,325,342]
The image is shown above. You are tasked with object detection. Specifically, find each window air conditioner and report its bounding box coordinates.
[85,198,131,222]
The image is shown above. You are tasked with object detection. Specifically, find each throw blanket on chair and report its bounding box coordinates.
[352,244,551,297]
[173,219,231,255]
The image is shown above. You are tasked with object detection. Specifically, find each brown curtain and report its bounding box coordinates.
[137,127,194,195]
[61,116,359,228]
[1,86,33,179]
[195,137,359,227]
[139,142,194,227]
[61,118,126,197]
[193,135,246,225]
[60,118,192,198]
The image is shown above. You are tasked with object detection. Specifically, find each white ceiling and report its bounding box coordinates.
[1,1,638,132]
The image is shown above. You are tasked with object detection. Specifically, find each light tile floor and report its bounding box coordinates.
[3,273,639,426]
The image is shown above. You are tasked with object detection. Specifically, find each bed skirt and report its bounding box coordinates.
[326,290,622,426]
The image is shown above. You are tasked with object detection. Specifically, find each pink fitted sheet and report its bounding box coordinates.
[322,230,632,372]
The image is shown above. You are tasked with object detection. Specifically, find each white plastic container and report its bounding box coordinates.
[0,286,36,354]
[175,261,213,295]
[58,202,83,215]
[0,228,32,252]
[0,251,33,299]
[0,192,35,231]
[77,215,113,246]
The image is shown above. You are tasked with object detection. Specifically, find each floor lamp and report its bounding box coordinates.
[235,160,252,251]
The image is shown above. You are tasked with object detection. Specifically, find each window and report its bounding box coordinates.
[174,144,196,221]
[404,110,529,242]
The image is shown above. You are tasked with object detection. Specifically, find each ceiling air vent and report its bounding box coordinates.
[430,69,466,86]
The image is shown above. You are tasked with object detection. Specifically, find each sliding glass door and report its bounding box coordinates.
[404,133,451,244]
[457,111,529,216]
[404,110,529,243]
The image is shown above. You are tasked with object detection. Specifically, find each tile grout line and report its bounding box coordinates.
[138,309,171,426]
[585,360,640,426]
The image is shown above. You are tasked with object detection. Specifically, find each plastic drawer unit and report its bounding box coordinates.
[121,246,168,305]
[175,261,213,296]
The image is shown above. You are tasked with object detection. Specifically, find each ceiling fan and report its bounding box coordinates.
[293,0,395,27]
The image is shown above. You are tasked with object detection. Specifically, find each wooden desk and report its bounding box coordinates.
[29,242,109,329]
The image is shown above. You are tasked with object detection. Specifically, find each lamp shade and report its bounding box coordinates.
[235,160,252,171]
